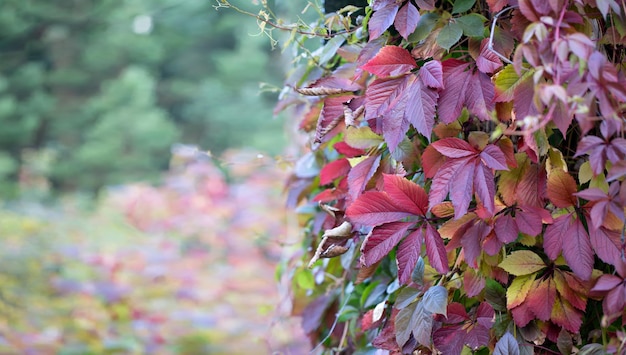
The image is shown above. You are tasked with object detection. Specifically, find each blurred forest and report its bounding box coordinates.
[0,0,313,353]
[0,0,293,196]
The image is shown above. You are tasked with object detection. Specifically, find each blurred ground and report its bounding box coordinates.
[0,149,309,354]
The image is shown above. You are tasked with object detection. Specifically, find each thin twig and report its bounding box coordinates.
[487,6,519,65]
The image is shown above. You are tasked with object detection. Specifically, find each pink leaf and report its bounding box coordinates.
[476,38,503,74]
[544,213,570,260]
[365,75,411,152]
[403,76,439,140]
[368,3,400,41]
[347,191,414,226]
[394,1,420,40]
[361,46,417,77]
[480,144,509,170]
[361,222,414,266]
[397,229,424,284]
[348,155,382,200]
[515,206,545,236]
[494,214,519,243]
[461,220,490,267]
[473,163,496,215]
[589,227,623,267]
[466,71,495,121]
[420,60,444,89]
[383,174,428,216]
[320,158,351,185]
[425,224,450,273]
[431,137,477,158]
[463,268,486,297]
[428,156,473,208]
[563,218,594,280]
[591,274,623,292]
[452,161,477,218]
[513,73,539,120]
[438,60,472,123]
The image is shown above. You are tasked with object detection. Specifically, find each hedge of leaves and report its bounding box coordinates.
[275,0,626,353]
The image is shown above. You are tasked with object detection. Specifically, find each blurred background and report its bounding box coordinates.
[0,0,311,353]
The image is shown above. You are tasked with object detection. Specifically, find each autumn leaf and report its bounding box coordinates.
[361,46,417,77]
[394,1,420,40]
[361,222,414,266]
[368,2,400,41]
[547,169,578,208]
[499,250,546,276]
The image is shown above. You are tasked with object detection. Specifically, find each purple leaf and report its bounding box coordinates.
[420,60,444,89]
[397,229,424,285]
[480,144,509,170]
[403,75,439,140]
[347,154,382,200]
[495,214,519,243]
[361,222,414,266]
[428,156,473,209]
[452,160,476,218]
[589,226,623,266]
[431,137,477,158]
[563,218,594,280]
[394,1,420,39]
[368,3,400,41]
[544,213,570,260]
[473,163,495,215]
[493,332,520,355]
[425,224,450,273]
[466,71,495,121]
[476,38,503,74]
[439,60,472,123]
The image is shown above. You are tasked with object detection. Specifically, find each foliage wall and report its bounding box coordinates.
[262,0,626,353]
[0,0,285,195]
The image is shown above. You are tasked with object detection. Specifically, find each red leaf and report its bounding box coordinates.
[361,46,417,77]
[421,144,445,179]
[347,191,415,226]
[334,141,365,157]
[432,137,477,158]
[480,144,509,170]
[516,161,547,208]
[361,222,413,266]
[368,3,400,41]
[463,268,486,297]
[394,1,420,40]
[433,324,466,355]
[404,76,439,140]
[317,94,355,141]
[486,0,508,13]
[425,224,450,274]
[355,36,387,79]
[476,38,503,74]
[511,303,534,328]
[439,60,472,123]
[551,295,584,333]
[397,229,423,285]
[420,60,444,89]
[563,218,594,281]
[320,158,351,185]
[466,71,495,121]
[383,174,428,216]
[348,155,382,200]
[461,220,490,267]
[589,226,623,266]
[525,278,556,320]
[547,169,578,208]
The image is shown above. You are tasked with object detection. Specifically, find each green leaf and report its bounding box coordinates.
[456,14,486,37]
[344,126,384,149]
[295,268,315,290]
[436,22,463,50]
[408,12,439,43]
[395,286,421,309]
[453,0,476,14]
[499,250,546,276]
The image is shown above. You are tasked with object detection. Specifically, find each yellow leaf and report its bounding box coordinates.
[499,250,546,276]
[507,274,534,309]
